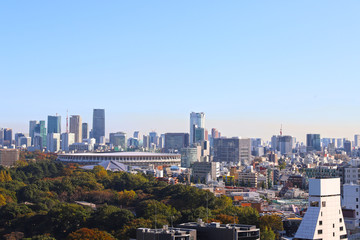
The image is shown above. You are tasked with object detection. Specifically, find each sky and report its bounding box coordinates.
[1,1,360,142]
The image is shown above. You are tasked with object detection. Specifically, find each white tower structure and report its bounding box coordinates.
[294,178,347,240]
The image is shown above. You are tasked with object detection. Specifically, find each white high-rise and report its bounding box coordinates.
[294,178,347,240]
[47,133,60,153]
[190,112,205,145]
[61,133,75,152]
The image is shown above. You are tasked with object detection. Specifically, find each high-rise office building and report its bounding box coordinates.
[213,137,251,165]
[143,135,150,149]
[149,131,158,147]
[164,133,190,152]
[354,135,360,148]
[294,178,347,240]
[344,140,352,156]
[279,136,293,155]
[70,115,82,143]
[92,109,105,144]
[82,123,88,140]
[47,115,61,134]
[3,128,13,147]
[211,128,219,139]
[34,121,47,148]
[29,120,38,145]
[190,112,205,145]
[14,133,25,147]
[0,129,4,145]
[19,137,31,147]
[47,133,61,152]
[61,132,75,152]
[109,132,127,149]
[307,134,321,152]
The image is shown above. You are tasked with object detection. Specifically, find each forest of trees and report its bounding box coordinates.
[0,151,282,240]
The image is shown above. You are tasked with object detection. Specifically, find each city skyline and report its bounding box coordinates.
[2,1,360,141]
[2,109,360,143]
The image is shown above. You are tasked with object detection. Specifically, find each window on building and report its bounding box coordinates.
[357,188,359,192]
[319,221,322,225]
[311,201,319,207]
[340,218,343,223]
[322,201,326,207]
[357,205,359,209]
[321,211,323,216]
[333,224,335,228]
[357,198,359,202]
[318,230,322,234]
[333,232,335,237]
[340,227,344,231]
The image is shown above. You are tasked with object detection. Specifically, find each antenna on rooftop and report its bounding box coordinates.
[280,124,283,136]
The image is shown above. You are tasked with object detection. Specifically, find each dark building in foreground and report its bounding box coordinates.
[0,149,19,167]
[178,221,260,240]
[213,138,251,165]
[137,227,197,240]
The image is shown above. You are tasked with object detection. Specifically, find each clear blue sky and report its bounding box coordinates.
[1,1,360,142]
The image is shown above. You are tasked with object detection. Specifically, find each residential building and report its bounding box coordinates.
[92,109,105,144]
[0,149,19,166]
[192,162,219,182]
[294,178,347,240]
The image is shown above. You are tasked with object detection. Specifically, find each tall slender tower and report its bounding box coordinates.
[69,115,82,143]
[92,109,105,144]
[294,178,347,240]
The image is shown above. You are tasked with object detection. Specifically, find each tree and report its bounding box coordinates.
[117,218,152,240]
[260,215,283,239]
[93,166,108,179]
[118,189,137,205]
[90,204,134,231]
[261,226,275,240]
[67,228,115,240]
[48,203,91,238]
[0,193,6,206]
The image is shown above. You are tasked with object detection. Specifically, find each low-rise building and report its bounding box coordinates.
[137,227,197,240]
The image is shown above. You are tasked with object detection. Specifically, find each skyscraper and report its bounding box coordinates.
[29,120,38,145]
[92,109,105,144]
[70,115,82,143]
[354,134,360,148]
[47,133,60,152]
[0,129,4,145]
[82,123,88,140]
[306,134,321,152]
[34,121,47,148]
[109,132,127,149]
[47,115,61,134]
[3,128,13,147]
[190,112,205,145]
[61,132,75,152]
[278,136,293,155]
